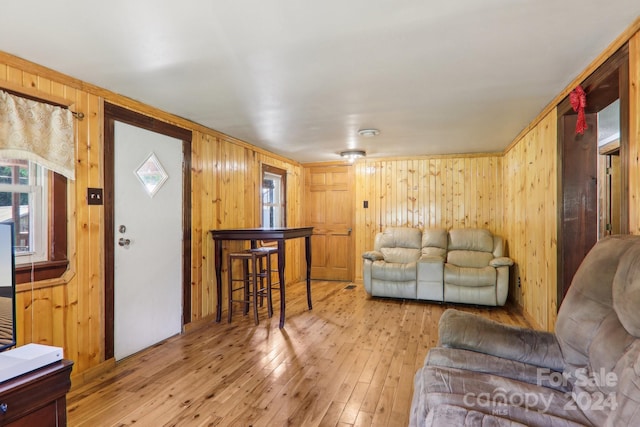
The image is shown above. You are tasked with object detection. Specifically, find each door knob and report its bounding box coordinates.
[118,238,131,247]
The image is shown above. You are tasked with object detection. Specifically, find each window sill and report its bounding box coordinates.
[15,260,69,285]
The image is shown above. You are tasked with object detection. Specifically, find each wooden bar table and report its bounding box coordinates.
[210,227,313,328]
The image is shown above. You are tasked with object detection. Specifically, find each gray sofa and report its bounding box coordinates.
[362,227,513,306]
[410,234,640,426]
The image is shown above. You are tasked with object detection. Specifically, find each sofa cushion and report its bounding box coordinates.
[448,228,494,252]
[381,247,421,264]
[444,265,496,287]
[422,228,448,254]
[375,226,422,250]
[447,250,494,268]
[372,280,417,299]
[371,260,417,281]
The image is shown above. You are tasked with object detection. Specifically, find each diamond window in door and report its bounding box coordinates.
[135,153,168,197]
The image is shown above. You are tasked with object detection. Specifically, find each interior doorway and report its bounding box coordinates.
[104,103,192,361]
[558,44,629,304]
[598,100,622,238]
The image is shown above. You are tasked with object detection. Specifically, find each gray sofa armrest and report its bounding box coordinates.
[490,256,514,267]
[437,309,565,372]
[362,250,384,261]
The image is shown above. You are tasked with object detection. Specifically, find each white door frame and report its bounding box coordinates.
[104,103,192,361]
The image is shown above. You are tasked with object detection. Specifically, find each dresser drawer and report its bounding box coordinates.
[0,360,73,426]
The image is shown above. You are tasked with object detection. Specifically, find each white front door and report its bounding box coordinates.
[113,121,183,361]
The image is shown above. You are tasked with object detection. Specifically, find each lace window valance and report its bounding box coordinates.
[0,90,75,180]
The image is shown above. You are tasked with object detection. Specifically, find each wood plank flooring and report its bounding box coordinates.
[67,281,529,427]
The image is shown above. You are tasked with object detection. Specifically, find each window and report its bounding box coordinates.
[0,159,47,263]
[261,165,286,228]
[0,159,67,283]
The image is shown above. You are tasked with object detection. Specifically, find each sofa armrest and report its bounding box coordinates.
[490,256,514,267]
[362,250,384,261]
[437,309,565,371]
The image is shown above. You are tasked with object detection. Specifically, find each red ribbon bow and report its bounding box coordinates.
[569,85,587,134]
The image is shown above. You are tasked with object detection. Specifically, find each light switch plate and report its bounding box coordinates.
[87,188,103,205]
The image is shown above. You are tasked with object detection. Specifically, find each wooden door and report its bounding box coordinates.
[304,164,354,280]
[560,113,598,300]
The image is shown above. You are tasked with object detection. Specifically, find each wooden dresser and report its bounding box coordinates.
[0,360,73,426]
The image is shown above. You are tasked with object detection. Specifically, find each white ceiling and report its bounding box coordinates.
[2,1,639,163]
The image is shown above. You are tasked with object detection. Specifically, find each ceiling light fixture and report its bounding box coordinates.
[357,128,380,137]
[340,149,366,163]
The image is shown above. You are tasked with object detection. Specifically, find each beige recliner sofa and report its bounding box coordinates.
[362,227,513,306]
[410,234,640,426]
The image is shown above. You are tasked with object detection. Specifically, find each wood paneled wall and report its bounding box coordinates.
[353,156,503,282]
[190,135,304,322]
[0,52,304,381]
[502,112,558,331]
[0,59,104,377]
[500,27,640,332]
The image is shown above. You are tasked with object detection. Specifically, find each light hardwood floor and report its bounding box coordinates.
[67,281,529,427]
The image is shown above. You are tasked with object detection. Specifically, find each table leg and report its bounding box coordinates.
[214,239,223,322]
[305,235,312,310]
[278,239,286,328]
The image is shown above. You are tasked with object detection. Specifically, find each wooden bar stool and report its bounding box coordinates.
[227,249,272,324]
[248,246,279,317]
